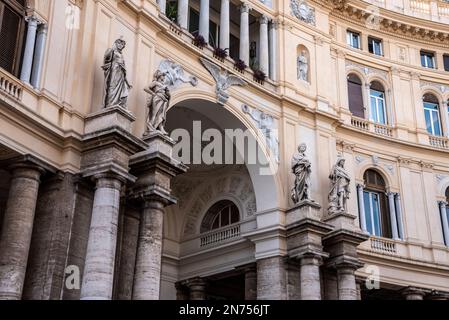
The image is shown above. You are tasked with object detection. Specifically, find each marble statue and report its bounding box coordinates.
[297,50,309,81]
[158,59,198,89]
[328,157,351,214]
[102,37,132,108]
[144,70,170,136]
[242,105,280,163]
[200,57,246,105]
[291,0,316,25]
[291,143,312,204]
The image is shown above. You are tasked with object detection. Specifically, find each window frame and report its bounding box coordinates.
[443,54,449,72]
[421,51,436,69]
[209,202,240,231]
[347,30,361,49]
[370,88,387,125]
[368,37,383,56]
[423,100,442,136]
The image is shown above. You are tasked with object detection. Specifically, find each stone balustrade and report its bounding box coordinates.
[200,223,241,247]
[0,69,23,101]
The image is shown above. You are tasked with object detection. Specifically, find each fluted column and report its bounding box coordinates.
[268,21,278,80]
[30,24,48,88]
[0,163,44,299]
[259,15,269,74]
[80,175,123,300]
[132,200,165,300]
[357,184,367,232]
[439,201,449,245]
[300,255,322,300]
[20,16,39,83]
[220,0,230,50]
[336,266,358,300]
[199,0,209,42]
[394,194,405,239]
[387,192,399,239]
[239,3,250,65]
[177,0,189,29]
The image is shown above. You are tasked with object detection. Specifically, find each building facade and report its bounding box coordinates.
[0,0,449,300]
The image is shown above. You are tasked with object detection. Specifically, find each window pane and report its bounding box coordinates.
[220,207,230,226]
[372,193,381,237]
[231,205,239,224]
[212,216,220,230]
[432,110,442,136]
[444,55,449,72]
[370,97,377,122]
[378,98,386,124]
[364,192,373,235]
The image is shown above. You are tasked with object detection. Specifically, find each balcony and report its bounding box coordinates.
[369,237,398,255]
[200,223,241,247]
[0,68,23,101]
[350,116,394,138]
[429,135,449,149]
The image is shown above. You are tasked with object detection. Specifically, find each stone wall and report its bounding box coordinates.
[0,169,10,238]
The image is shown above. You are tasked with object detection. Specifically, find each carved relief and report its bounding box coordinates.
[290,0,316,25]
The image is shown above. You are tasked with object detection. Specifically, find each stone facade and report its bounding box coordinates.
[0,0,448,300]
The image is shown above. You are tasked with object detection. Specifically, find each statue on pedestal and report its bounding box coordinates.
[297,50,309,82]
[102,37,132,108]
[291,143,312,204]
[328,157,351,214]
[144,70,170,136]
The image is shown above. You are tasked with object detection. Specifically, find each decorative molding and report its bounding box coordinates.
[345,61,388,80]
[420,81,449,94]
[158,59,198,89]
[290,0,316,26]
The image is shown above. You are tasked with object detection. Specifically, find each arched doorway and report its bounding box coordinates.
[160,98,279,300]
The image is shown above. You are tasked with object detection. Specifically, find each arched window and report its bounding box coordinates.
[347,73,364,118]
[370,81,387,125]
[423,93,442,136]
[200,200,240,233]
[363,170,392,238]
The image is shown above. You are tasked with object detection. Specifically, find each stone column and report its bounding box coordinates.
[177,0,189,29]
[387,192,399,239]
[439,201,449,245]
[20,16,39,83]
[401,287,427,300]
[199,0,209,42]
[219,0,230,50]
[268,21,278,80]
[440,100,449,137]
[175,282,190,300]
[158,0,167,14]
[132,200,165,300]
[259,15,269,74]
[80,174,124,300]
[336,265,358,300]
[0,163,44,300]
[188,278,207,300]
[239,3,250,65]
[257,256,287,300]
[357,184,367,232]
[244,266,257,300]
[299,254,322,300]
[395,194,405,239]
[30,24,48,88]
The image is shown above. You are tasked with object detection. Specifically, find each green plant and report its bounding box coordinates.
[166,2,178,22]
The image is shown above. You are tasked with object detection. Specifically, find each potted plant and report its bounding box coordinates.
[213,47,228,62]
[166,2,178,23]
[253,69,266,84]
[234,59,247,73]
[193,34,207,49]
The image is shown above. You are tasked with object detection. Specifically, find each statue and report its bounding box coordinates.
[328,157,351,214]
[158,59,198,89]
[291,143,312,204]
[200,58,246,105]
[297,50,308,82]
[144,70,170,136]
[102,37,132,108]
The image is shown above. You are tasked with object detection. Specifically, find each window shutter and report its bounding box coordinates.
[348,80,365,118]
[0,3,23,75]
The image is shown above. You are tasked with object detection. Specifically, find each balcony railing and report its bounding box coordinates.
[429,135,449,149]
[351,116,370,131]
[0,69,23,101]
[410,0,431,14]
[374,123,393,137]
[350,116,394,138]
[200,223,241,247]
[370,237,397,255]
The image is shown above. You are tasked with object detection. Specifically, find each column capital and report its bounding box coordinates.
[93,173,125,190]
[25,15,40,25]
[260,15,269,24]
[438,200,448,207]
[356,183,366,189]
[240,2,251,13]
[401,286,430,299]
[299,253,324,267]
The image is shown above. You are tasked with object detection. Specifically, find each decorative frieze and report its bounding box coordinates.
[290,0,316,25]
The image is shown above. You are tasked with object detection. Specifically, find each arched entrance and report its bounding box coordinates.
[160,98,280,300]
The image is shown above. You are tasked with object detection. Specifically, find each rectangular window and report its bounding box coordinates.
[370,89,387,124]
[364,191,382,237]
[188,8,199,35]
[368,37,383,56]
[421,51,435,69]
[444,54,449,72]
[424,102,442,136]
[347,30,361,49]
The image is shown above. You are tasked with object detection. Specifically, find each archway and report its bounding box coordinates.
[160,98,280,300]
